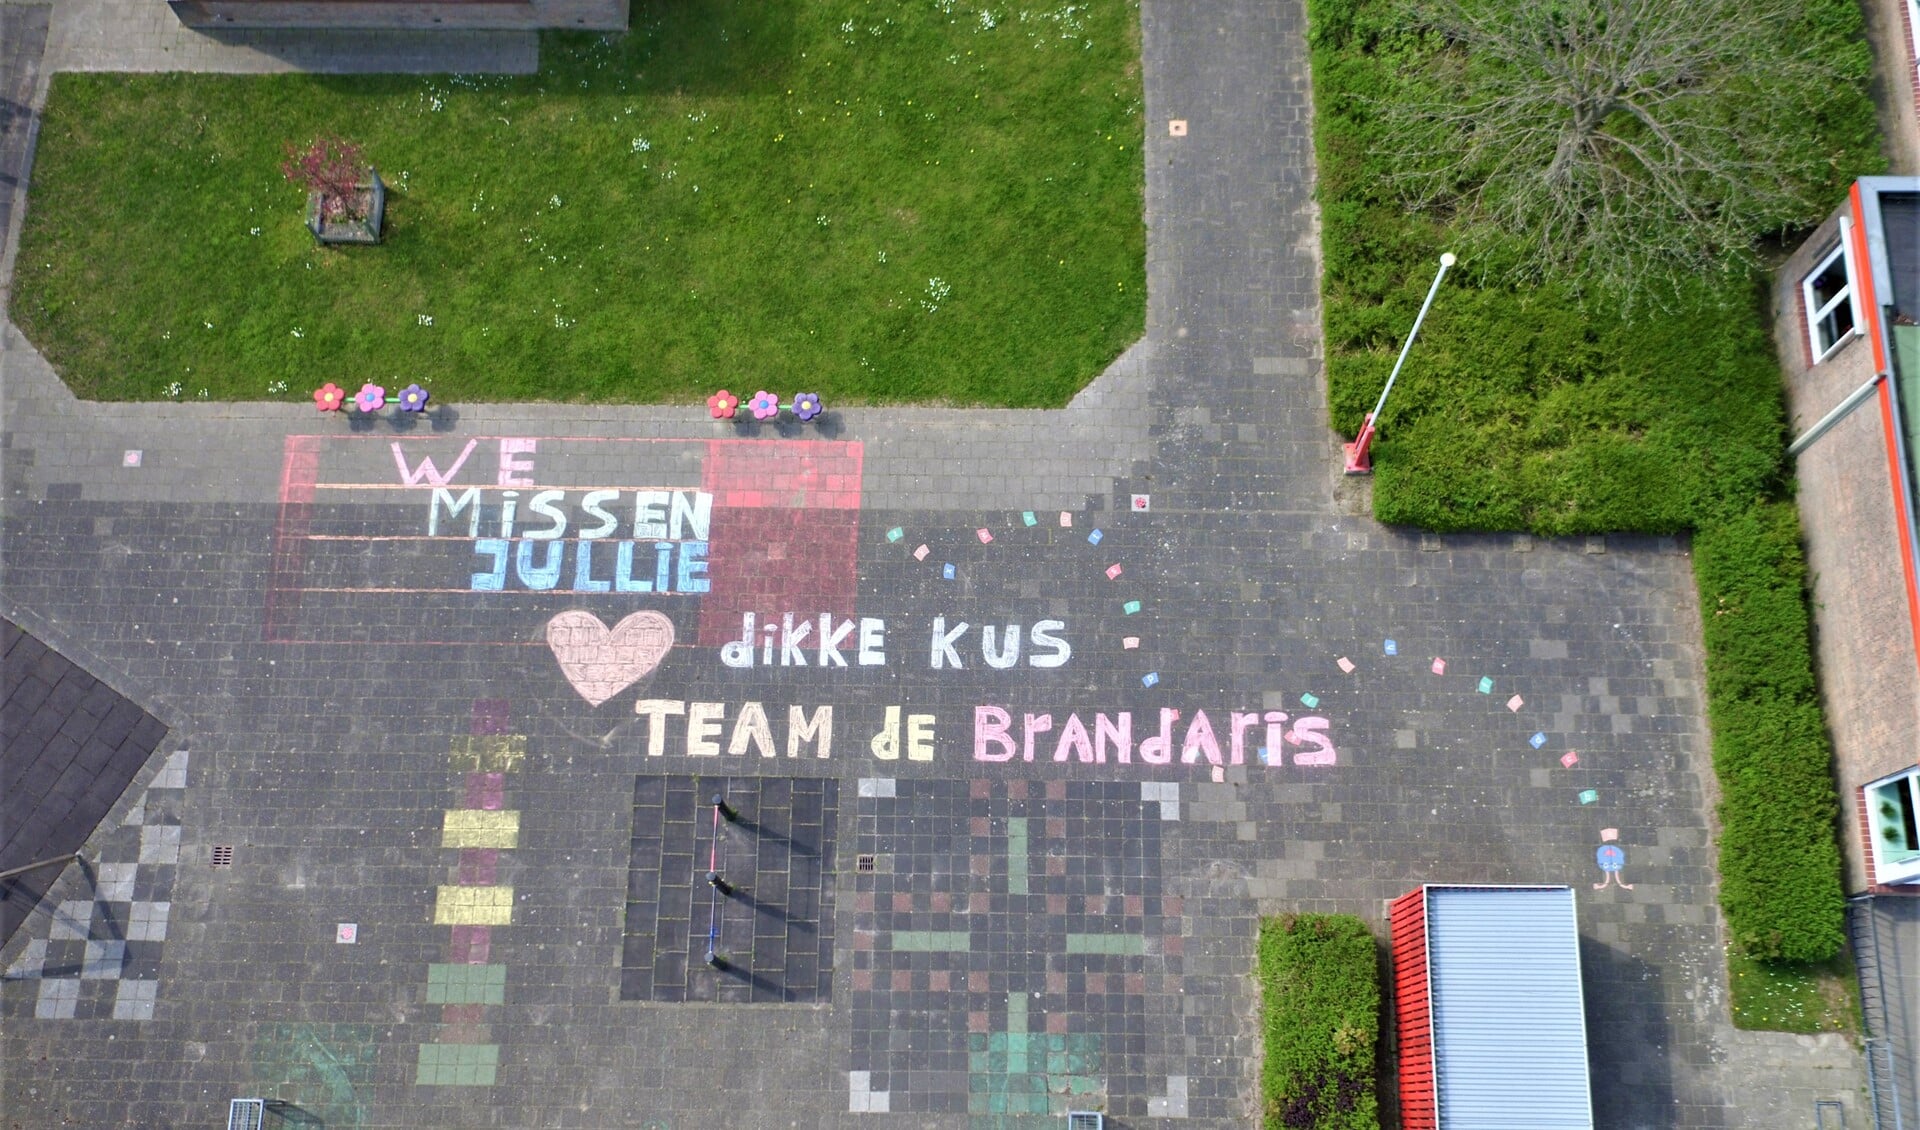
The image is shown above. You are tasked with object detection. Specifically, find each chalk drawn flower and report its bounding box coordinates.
[397,383,430,412]
[354,383,386,413]
[707,390,738,419]
[749,390,780,420]
[792,392,823,421]
[314,382,346,412]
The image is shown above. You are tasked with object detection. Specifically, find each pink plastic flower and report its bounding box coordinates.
[354,383,386,413]
[314,382,346,412]
[749,390,780,420]
[708,390,739,419]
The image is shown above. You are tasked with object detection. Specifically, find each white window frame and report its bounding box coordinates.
[1867,766,1920,885]
[1802,227,1860,363]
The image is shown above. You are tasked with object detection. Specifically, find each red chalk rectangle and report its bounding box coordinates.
[977,529,993,544]
[1560,751,1579,768]
[1106,564,1123,579]
[1122,637,1140,650]
[913,544,930,561]
[450,925,492,963]
[1060,512,1073,527]
[1337,657,1355,673]
[1600,827,1618,842]
[336,923,358,944]
[1506,695,1524,712]
[1430,658,1447,675]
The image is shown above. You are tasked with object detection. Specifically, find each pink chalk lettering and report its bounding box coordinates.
[1138,708,1177,765]
[393,438,479,487]
[1230,712,1262,766]
[1022,713,1054,762]
[1179,709,1222,765]
[498,438,538,486]
[1054,713,1094,763]
[1291,716,1337,765]
[1096,712,1130,764]
[974,706,1016,761]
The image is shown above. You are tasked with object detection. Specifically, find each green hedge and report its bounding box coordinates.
[1307,0,1867,964]
[1258,914,1380,1130]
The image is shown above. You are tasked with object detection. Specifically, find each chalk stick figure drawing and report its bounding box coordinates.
[1593,843,1633,890]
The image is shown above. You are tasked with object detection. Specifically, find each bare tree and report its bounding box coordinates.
[1379,0,1867,298]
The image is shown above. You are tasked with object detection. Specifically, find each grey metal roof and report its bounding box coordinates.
[1426,885,1594,1129]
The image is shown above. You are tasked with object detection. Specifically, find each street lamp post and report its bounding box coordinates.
[1343,252,1456,475]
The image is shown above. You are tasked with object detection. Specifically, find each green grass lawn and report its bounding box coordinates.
[11,0,1144,405]
[1728,948,1859,1035]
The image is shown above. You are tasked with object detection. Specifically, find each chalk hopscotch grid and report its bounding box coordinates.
[3,750,187,1020]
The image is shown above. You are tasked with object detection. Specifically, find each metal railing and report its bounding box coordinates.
[1851,895,1908,1130]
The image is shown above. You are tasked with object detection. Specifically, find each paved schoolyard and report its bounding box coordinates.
[0,1,1865,1126]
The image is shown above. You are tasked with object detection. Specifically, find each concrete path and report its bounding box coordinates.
[0,2,1868,1127]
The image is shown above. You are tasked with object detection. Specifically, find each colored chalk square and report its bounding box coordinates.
[122,450,142,468]
[1431,658,1447,675]
[1529,732,1547,749]
[1022,511,1037,526]
[1477,676,1494,694]
[1299,692,1320,709]
[1106,564,1123,579]
[913,544,930,561]
[1600,827,1619,842]
[1337,657,1355,673]
[976,528,993,544]
[1284,729,1302,746]
[942,563,956,580]
[1507,695,1525,712]
[1384,639,1398,655]
[1123,600,1142,614]
[1131,494,1151,511]
[886,527,904,543]
[1560,750,1580,768]
[336,923,358,944]
[1059,511,1073,527]
[1141,672,1160,687]
[1122,637,1140,650]
[1088,529,1104,545]
[1578,789,1599,805]
[1210,765,1225,782]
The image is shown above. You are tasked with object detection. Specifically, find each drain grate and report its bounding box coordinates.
[856,853,876,873]
[211,845,234,866]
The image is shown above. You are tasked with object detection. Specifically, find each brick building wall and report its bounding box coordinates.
[1773,210,1920,893]
[1866,0,1920,172]
[170,0,628,31]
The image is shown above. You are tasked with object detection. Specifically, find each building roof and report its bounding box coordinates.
[1425,885,1594,1129]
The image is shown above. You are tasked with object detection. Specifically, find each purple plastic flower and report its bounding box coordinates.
[354,382,386,413]
[749,390,780,420]
[397,383,430,412]
[792,392,823,421]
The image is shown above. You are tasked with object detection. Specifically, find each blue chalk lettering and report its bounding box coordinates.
[677,540,710,593]
[573,539,611,593]
[614,540,654,593]
[514,538,564,590]
[470,538,509,591]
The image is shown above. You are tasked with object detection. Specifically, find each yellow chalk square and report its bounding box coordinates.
[434,885,514,925]
[441,810,520,849]
[448,735,525,772]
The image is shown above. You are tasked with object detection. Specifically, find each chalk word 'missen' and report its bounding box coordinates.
[974,706,1336,767]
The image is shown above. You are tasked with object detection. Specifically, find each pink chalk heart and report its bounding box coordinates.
[546,611,675,706]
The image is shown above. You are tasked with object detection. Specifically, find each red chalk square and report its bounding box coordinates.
[1430,658,1447,675]
[1506,695,1525,712]
[1106,564,1123,579]
[1122,637,1140,650]
[1600,827,1619,842]
[1560,750,1580,768]
[1131,494,1151,511]
[1336,657,1355,673]
[336,923,358,944]
[122,450,143,467]
[977,528,993,544]
[1059,512,1073,527]
[913,544,930,561]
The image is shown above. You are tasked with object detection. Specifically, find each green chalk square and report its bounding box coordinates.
[1579,789,1599,804]
[426,963,507,1005]
[1122,600,1141,614]
[886,527,904,542]
[1478,676,1494,693]
[415,1043,499,1086]
[1299,692,1320,709]
[1022,511,1037,526]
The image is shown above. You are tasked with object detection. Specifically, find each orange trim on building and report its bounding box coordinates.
[1849,185,1889,376]
[1876,380,1920,677]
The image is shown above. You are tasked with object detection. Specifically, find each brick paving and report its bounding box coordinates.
[0,1,1869,1127]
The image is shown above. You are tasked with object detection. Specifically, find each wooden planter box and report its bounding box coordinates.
[306,169,386,245]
